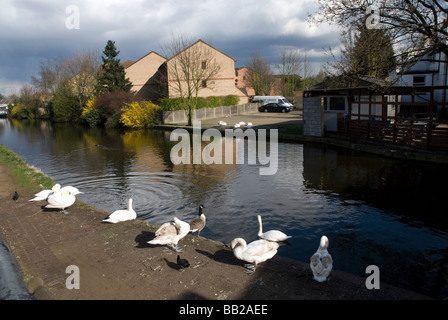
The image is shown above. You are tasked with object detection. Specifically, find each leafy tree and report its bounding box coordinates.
[97,40,133,93]
[52,82,80,122]
[351,25,396,79]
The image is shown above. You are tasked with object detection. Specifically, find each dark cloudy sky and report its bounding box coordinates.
[0,0,341,96]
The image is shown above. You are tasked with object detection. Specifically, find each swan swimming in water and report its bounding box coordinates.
[230,237,279,274]
[257,215,291,242]
[148,217,190,252]
[29,184,61,201]
[189,204,206,236]
[102,198,136,223]
[310,235,333,282]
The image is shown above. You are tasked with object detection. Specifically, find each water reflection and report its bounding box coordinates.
[0,118,447,298]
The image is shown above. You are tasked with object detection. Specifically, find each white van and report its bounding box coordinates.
[252,96,294,108]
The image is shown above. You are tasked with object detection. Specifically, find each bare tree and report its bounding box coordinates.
[161,34,221,126]
[302,50,314,89]
[31,57,68,101]
[246,53,273,96]
[64,50,101,109]
[31,50,100,108]
[310,0,448,65]
[275,49,302,98]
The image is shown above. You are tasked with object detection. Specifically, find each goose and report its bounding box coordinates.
[239,121,246,126]
[45,187,76,213]
[230,237,279,274]
[189,204,206,236]
[102,198,136,223]
[257,215,291,242]
[247,122,253,129]
[29,184,61,201]
[147,217,190,252]
[310,235,333,282]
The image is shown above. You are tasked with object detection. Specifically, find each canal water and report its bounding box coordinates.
[1,118,447,299]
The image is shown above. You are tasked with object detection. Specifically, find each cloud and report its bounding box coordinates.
[0,0,340,95]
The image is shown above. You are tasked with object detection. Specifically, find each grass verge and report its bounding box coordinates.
[0,144,54,191]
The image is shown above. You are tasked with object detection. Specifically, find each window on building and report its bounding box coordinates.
[201,61,207,69]
[413,76,425,86]
[323,96,346,111]
[202,80,207,88]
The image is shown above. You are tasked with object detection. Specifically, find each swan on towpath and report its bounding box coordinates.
[102,198,136,223]
[45,188,77,214]
[147,217,190,252]
[29,184,61,201]
[310,235,333,282]
[230,237,279,274]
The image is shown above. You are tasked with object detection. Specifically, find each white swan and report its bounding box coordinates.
[45,187,76,213]
[234,123,241,128]
[310,235,333,282]
[247,122,253,128]
[230,237,279,274]
[257,215,291,242]
[147,217,190,252]
[103,198,136,223]
[29,184,61,201]
[60,186,83,196]
[189,204,206,236]
[218,120,227,126]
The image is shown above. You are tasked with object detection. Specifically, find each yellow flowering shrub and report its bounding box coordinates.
[120,101,162,128]
[82,96,97,117]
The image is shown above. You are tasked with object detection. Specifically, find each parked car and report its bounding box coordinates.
[258,103,292,113]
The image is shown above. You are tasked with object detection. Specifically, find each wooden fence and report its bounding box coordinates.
[309,86,448,151]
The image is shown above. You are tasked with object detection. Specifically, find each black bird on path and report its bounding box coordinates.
[177,255,190,269]
[12,191,19,201]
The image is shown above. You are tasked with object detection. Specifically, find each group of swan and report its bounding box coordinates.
[29,183,83,213]
[228,214,290,274]
[231,215,333,280]
[218,120,253,129]
[29,187,333,280]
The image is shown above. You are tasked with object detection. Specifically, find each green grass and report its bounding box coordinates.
[0,144,54,191]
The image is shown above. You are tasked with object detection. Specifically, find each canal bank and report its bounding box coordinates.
[154,108,448,164]
[0,145,433,300]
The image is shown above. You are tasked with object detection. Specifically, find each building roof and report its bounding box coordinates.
[167,39,236,63]
[123,51,167,69]
[310,75,390,91]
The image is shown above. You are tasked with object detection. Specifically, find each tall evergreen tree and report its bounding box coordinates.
[97,40,133,93]
[351,26,396,79]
